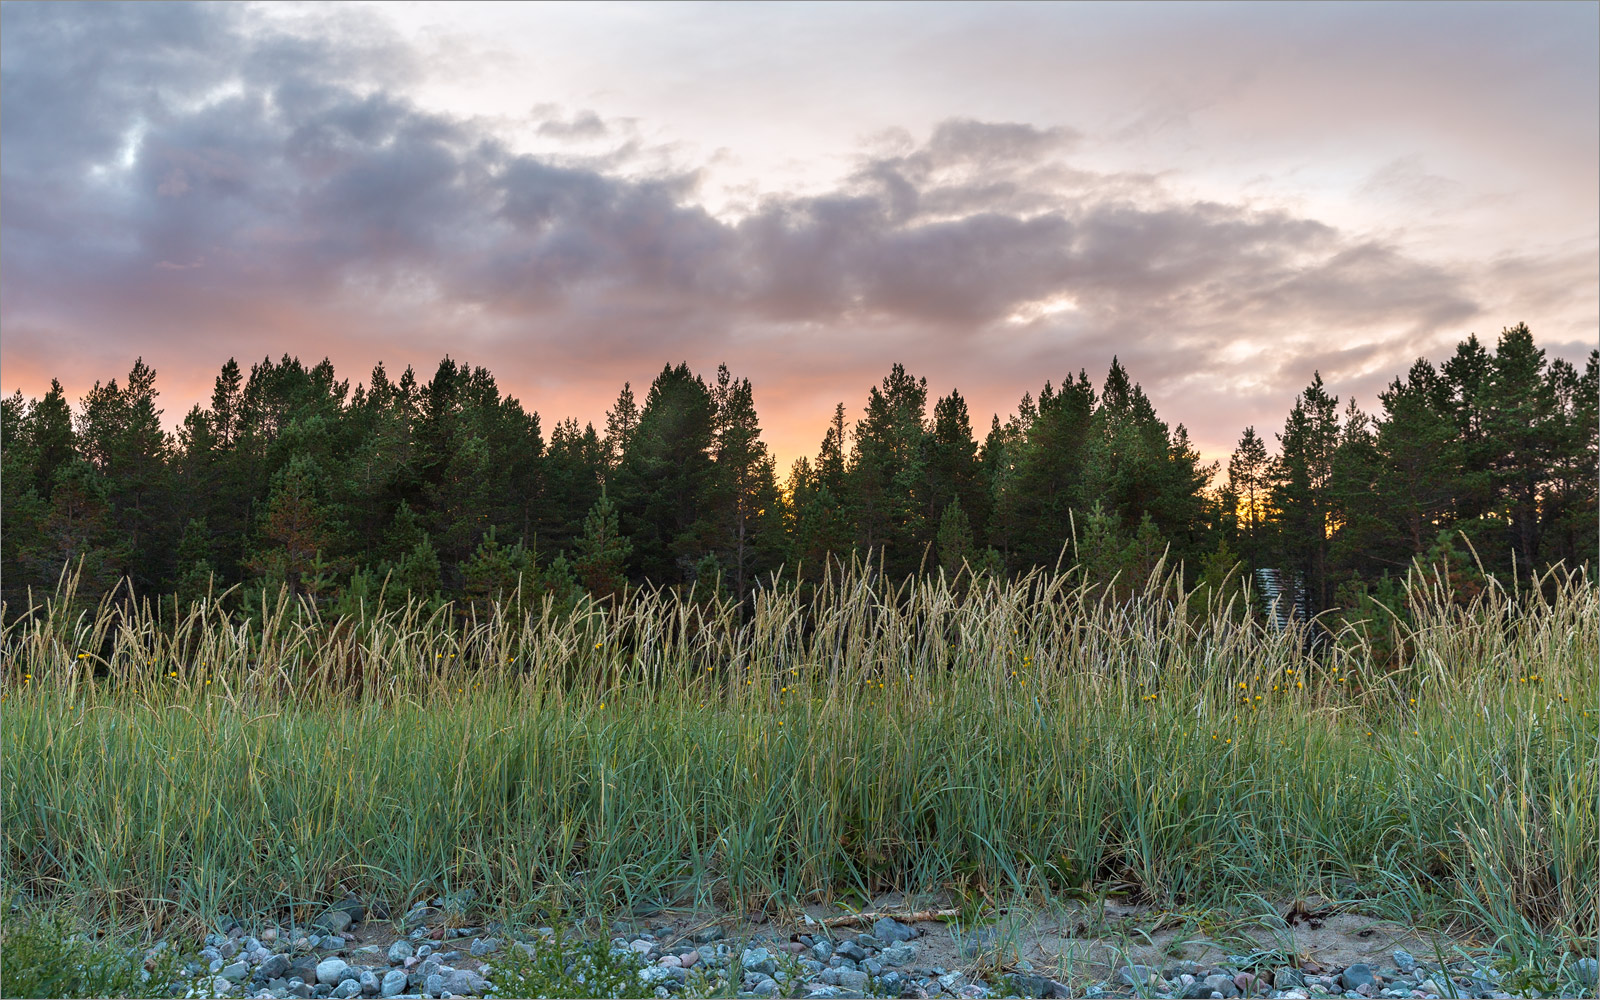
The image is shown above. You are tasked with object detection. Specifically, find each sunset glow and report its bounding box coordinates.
[2,2,1595,468]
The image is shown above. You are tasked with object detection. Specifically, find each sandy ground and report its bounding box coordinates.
[327,889,1475,990]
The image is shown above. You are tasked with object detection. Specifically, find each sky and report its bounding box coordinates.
[2,1,1596,472]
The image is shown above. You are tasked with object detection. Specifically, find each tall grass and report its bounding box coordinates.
[3,560,1595,950]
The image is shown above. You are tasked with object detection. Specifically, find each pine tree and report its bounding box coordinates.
[1227,427,1270,560]
[1010,372,1094,568]
[243,457,341,601]
[936,498,974,577]
[1270,372,1341,610]
[710,364,783,599]
[462,527,537,617]
[17,460,130,604]
[1373,359,1459,560]
[1480,324,1556,571]
[573,491,632,599]
[612,363,717,584]
[925,390,986,543]
[848,363,929,577]
[604,381,639,469]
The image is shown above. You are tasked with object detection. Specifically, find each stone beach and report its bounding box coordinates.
[115,898,1594,1000]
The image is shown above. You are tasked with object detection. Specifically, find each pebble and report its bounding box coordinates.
[836,968,870,992]
[379,969,407,998]
[835,940,868,962]
[107,909,1584,1000]
[1577,958,1599,988]
[874,917,918,942]
[314,958,350,986]
[1342,963,1377,991]
[741,946,778,977]
[330,978,360,999]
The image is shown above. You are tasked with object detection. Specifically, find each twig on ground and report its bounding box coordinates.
[815,909,959,928]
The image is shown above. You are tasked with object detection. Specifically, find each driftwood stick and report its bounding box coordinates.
[815,908,958,928]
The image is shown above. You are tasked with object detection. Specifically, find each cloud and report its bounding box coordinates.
[3,0,1577,470]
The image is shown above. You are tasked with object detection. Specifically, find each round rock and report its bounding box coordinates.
[314,958,351,986]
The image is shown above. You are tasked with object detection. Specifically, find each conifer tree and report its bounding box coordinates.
[936,498,975,577]
[573,491,632,599]
[1227,427,1270,560]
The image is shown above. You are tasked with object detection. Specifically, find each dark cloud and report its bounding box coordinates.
[2,1,1533,466]
[535,108,609,140]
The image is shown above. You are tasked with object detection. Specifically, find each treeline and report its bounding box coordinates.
[1,324,1593,621]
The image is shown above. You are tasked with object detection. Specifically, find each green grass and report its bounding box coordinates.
[0,910,189,999]
[3,560,1596,960]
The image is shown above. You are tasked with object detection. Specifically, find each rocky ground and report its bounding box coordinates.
[130,895,1595,1000]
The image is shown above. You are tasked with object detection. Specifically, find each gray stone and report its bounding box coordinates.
[854,934,883,951]
[1204,973,1240,997]
[1116,965,1157,987]
[873,917,917,943]
[330,979,360,999]
[287,983,314,999]
[468,937,499,957]
[208,976,236,994]
[222,960,250,980]
[748,974,780,996]
[836,940,868,962]
[315,959,351,986]
[938,971,966,992]
[1392,951,1417,976]
[1010,974,1054,998]
[1576,958,1599,988]
[741,947,778,977]
[440,968,486,995]
[813,940,834,961]
[358,969,379,995]
[379,970,407,998]
[837,969,870,992]
[863,958,884,976]
[1276,967,1306,989]
[1341,965,1376,991]
[220,940,241,960]
[319,935,346,951]
[386,941,413,965]
[883,943,917,967]
[693,925,726,943]
[313,910,354,935]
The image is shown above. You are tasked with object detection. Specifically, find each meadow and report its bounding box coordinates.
[2,559,1596,968]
